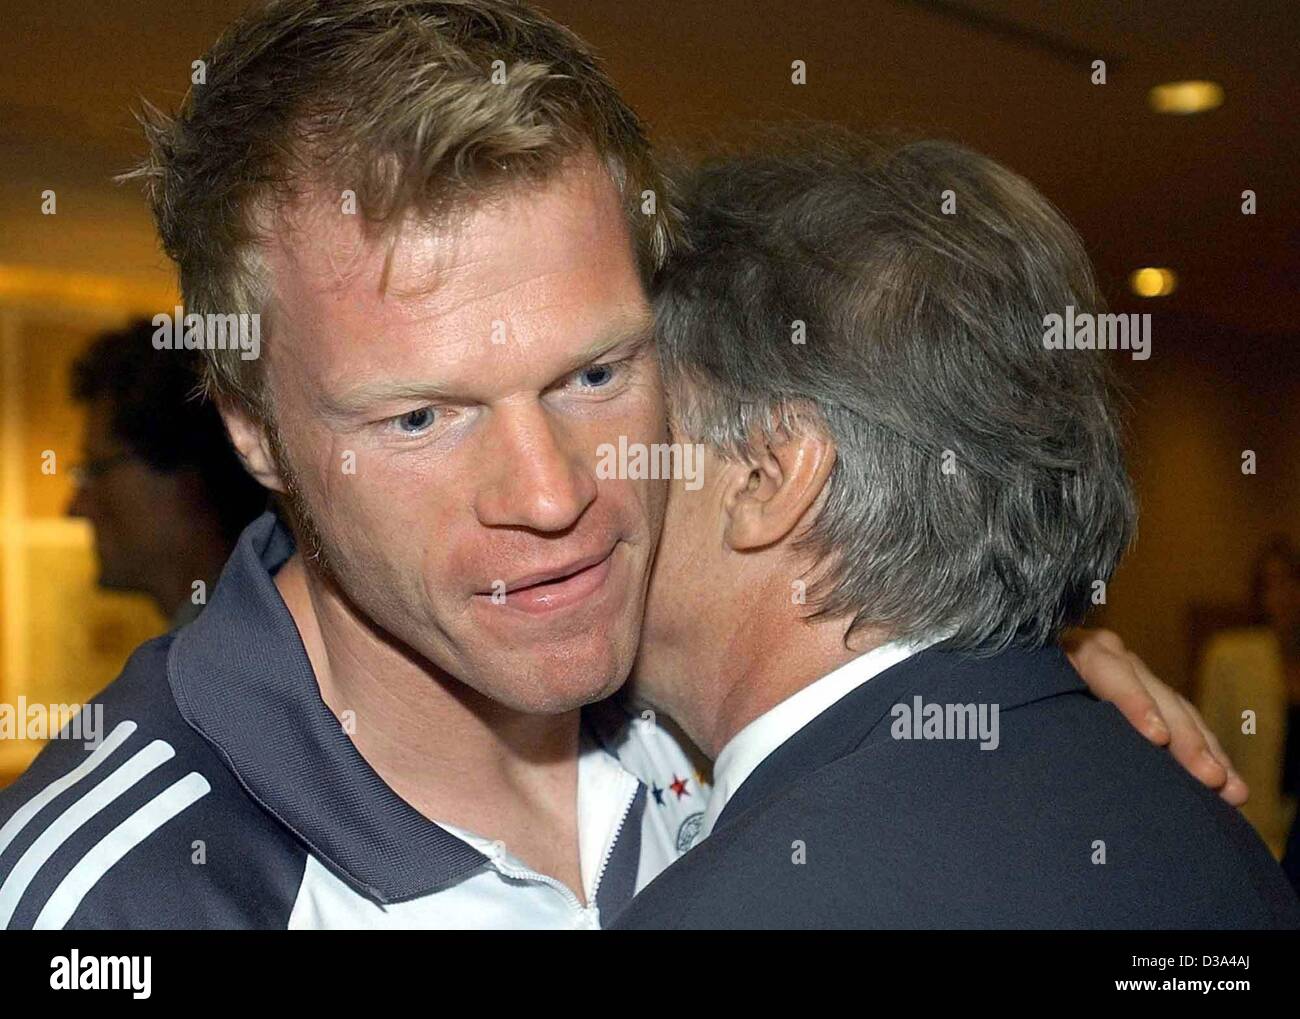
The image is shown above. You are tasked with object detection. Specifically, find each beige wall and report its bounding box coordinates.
[1098,311,1299,692]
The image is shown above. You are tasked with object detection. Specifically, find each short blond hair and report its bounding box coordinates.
[127,0,678,415]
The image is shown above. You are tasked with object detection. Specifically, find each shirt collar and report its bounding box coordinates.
[166,511,487,904]
[709,641,1088,837]
[698,637,938,842]
[430,726,646,918]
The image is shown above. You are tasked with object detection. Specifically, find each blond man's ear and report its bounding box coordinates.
[219,399,286,494]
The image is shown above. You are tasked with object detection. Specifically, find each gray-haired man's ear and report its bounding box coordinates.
[220,400,287,494]
[722,427,835,553]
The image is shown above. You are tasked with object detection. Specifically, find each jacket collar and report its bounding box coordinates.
[714,644,1086,833]
[167,511,487,904]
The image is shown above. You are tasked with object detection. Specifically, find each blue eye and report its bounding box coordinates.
[395,407,437,434]
[576,363,616,388]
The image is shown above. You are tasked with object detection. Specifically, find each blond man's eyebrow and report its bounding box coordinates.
[547,320,655,383]
[319,379,458,419]
[320,318,655,419]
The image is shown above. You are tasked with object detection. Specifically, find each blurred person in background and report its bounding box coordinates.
[1199,536,1300,857]
[67,319,267,630]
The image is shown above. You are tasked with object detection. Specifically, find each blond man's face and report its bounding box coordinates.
[248,154,669,713]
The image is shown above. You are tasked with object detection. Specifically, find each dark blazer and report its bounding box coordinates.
[613,646,1300,929]
[1282,806,1300,896]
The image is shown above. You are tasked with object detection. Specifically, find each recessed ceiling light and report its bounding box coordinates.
[1148,80,1224,114]
[1130,267,1178,298]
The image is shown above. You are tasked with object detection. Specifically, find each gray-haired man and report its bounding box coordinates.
[614,135,1300,929]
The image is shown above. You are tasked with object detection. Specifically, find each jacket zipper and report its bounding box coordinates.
[590,768,640,905]
[485,765,639,926]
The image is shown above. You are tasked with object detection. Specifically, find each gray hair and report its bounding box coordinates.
[654,131,1136,651]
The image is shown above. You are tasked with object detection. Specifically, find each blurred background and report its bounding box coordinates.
[1,0,1298,846]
